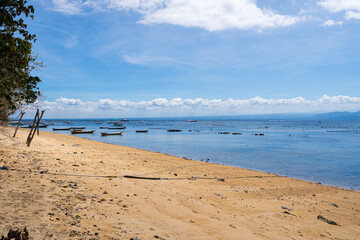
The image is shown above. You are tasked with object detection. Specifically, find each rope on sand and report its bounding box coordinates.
[1,167,280,181]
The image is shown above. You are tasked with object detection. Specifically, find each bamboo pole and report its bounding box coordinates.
[13,112,25,137]
[36,110,45,136]
[26,109,39,147]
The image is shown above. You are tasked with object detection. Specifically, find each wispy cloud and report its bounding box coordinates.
[320,19,343,26]
[36,95,360,118]
[50,0,299,31]
[123,55,185,66]
[318,0,360,20]
[52,0,83,15]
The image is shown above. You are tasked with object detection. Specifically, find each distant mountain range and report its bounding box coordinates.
[311,111,360,120]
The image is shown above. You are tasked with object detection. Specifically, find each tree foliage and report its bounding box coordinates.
[0,0,41,122]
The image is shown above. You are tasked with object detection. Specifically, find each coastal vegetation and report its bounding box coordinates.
[0,0,41,123]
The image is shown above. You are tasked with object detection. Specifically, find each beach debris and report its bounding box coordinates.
[217,178,225,182]
[124,175,161,180]
[206,158,210,162]
[0,166,9,170]
[282,211,296,216]
[281,206,293,211]
[331,203,339,208]
[317,215,339,226]
[1,228,29,240]
[72,144,82,147]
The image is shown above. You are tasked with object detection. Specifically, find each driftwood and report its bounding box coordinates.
[12,111,25,137]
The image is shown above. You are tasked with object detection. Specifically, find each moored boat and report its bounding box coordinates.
[53,127,71,131]
[167,129,182,132]
[71,130,95,134]
[108,126,126,129]
[136,130,148,133]
[70,127,86,130]
[101,131,123,136]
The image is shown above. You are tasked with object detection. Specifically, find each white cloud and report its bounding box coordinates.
[50,0,299,30]
[318,0,360,19]
[36,95,360,118]
[320,19,343,26]
[52,0,83,15]
[139,0,298,31]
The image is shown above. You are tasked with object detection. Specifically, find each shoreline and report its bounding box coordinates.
[1,126,359,239]
[50,128,360,192]
[35,129,359,192]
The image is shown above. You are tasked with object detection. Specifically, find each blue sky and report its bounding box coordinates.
[24,0,360,118]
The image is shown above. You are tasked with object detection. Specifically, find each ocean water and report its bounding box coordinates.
[36,119,360,191]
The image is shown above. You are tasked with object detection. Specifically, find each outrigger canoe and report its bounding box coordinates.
[53,127,71,131]
[108,127,126,130]
[167,129,182,132]
[101,131,123,136]
[136,130,148,133]
[71,130,95,134]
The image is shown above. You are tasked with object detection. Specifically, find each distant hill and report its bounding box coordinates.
[311,111,360,120]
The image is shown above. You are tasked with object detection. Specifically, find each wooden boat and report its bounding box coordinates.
[218,132,230,134]
[120,119,129,122]
[71,130,95,134]
[113,122,123,126]
[53,127,71,131]
[101,131,123,136]
[70,127,86,130]
[136,130,148,133]
[186,120,197,122]
[167,129,182,132]
[28,124,48,128]
[100,126,109,129]
[231,132,243,135]
[108,126,126,129]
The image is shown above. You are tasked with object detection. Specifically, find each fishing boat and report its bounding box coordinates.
[71,130,95,134]
[70,127,86,130]
[113,122,123,126]
[108,126,126,129]
[136,130,148,133]
[53,127,71,131]
[167,129,182,132]
[27,124,48,128]
[101,131,123,136]
[186,120,197,122]
[100,126,109,129]
[120,119,129,122]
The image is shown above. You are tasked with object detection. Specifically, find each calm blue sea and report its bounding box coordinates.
[36,119,360,191]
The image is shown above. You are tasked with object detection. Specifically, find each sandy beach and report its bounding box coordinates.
[0,126,359,239]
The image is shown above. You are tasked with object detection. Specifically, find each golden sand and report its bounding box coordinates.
[0,126,359,239]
